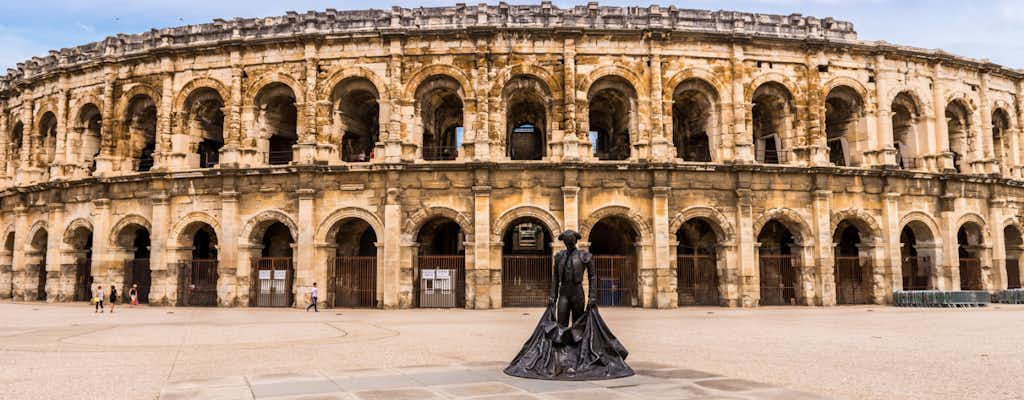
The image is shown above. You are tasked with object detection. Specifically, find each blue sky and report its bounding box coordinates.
[1,0,1022,72]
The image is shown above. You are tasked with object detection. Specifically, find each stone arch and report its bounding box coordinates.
[992,100,1017,124]
[822,76,870,102]
[956,212,989,243]
[944,91,979,111]
[402,65,476,102]
[244,72,306,107]
[169,212,221,246]
[579,65,648,98]
[753,208,814,245]
[318,66,388,103]
[116,84,161,121]
[491,205,563,242]
[898,211,941,242]
[315,207,385,245]
[663,68,726,103]
[33,105,58,129]
[62,218,94,244]
[1003,216,1024,234]
[173,77,230,113]
[240,209,298,245]
[669,206,736,244]
[108,214,151,248]
[490,64,562,99]
[745,72,802,103]
[25,220,49,252]
[830,209,883,242]
[404,206,474,241]
[885,86,932,117]
[579,205,652,245]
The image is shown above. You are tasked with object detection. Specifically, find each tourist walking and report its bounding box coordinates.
[93,285,104,313]
[306,282,319,312]
[129,283,139,306]
[109,285,118,313]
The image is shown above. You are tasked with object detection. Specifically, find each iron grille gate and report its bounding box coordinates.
[124,259,151,304]
[416,255,465,308]
[593,255,636,307]
[34,264,47,301]
[834,256,871,305]
[902,256,931,290]
[330,256,377,308]
[759,255,798,306]
[677,255,718,306]
[252,257,292,307]
[501,255,552,307]
[74,262,92,302]
[1007,259,1021,289]
[178,260,218,306]
[959,258,982,290]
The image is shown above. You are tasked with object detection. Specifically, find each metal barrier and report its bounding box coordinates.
[835,256,871,305]
[593,255,636,307]
[252,257,292,307]
[124,259,151,304]
[416,255,465,308]
[501,255,551,307]
[179,260,218,306]
[993,289,1024,304]
[331,256,377,308]
[959,258,982,290]
[893,290,990,307]
[759,255,798,306]
[677,254,718,306]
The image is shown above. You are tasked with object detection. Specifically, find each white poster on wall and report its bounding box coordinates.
[259,270,271,280]
[274,270,287,280]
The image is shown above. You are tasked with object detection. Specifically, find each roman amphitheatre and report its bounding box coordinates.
[0,2,1022,311]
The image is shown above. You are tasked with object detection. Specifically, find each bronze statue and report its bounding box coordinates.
[505,230,633,381]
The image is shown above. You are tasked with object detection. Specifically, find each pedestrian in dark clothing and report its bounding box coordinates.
[109,285,118,313]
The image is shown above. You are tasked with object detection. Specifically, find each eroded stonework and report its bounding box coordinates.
[0,3,1023,308]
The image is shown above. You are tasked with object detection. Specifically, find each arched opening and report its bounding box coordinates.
[900,222,935,290]
[833,220,872,304]
[675,218,719,306]
[957,223,984,290]
[588,76,636,161]
[501,217,553,307]
[415,217,466,308]
[332,78,380,162]
[825,86,864,167]
[504,76,548,160]
[752,82,794,164]
[28,228,48,301]
[124,95,157,172]
[588,216,639,307]
[1004,225,1023,289]
[672,79,717,162]
[416,76,464,161]
[891,92,921,169]
[65,226,94,302]
[184,88,225,168]
[179,223,218,306]
[117,224,151,303]
[757,220,799,305]
[992,109,1011,174]
[256,83,298,165]
[76,104,103,174]
[252,221,295,307]
[945,100,972,173]
[8,120,23,172]
[329,218,377,308]
[1,232,12,299]
[37,112,58,172]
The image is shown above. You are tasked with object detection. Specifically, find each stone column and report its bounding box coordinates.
[383,40,404,163]
[296,44,320,164]
[988,199,1005,290]
[875,55,898,167]
[939,195,957,290]
[295,188,316,308]
[52,89,68,180]
[881,192,901,300]
[562,37,581,160]
[149,193,172,304]
[652,186,673,308]
[804,52,826,166]
[735,187,757,306]
[45,204,62,302]
[153,73,174,171]
[382,185,403,308]
[731,45,753,163]
[219,57,243,167]
[1015,80,1024,178]
[94,76,117,175]
[90,199,113,292]
[931,64,953,172]
[718,241,740,307]
[812,189,834,306]
[977,72,995,174]
[0,108,8,184]
[220,190,239,306]
[11,206,27,300]
[562,186,579,232]
[471,185,492,309]
[649,46,670,161]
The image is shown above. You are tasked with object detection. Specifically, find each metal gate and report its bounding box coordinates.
[179,260,218,306]
[124,259,152,304]
[834,256,871,304]
[959,258,982,290]
[74,262,92,302]
[501,255,552,307]
[331,256,377,308]
[252,257,292,307]
[35,264,47,301]
[1007,259,1021,289]
[759,255,798,305]
[677,255,718,306]
[416,255,465,308]
[902,256,931,290]
[593,255,636,307]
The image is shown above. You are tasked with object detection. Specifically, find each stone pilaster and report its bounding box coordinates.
[295,43,320,164]
[988,198,1006,290]
[881,192,901,299]
[149,192,172,304]
[94,75,117,175]
[652,185,673,308]
[219,54,243,167]
[939,194,957,290]
[383,185,403,308]
[730,44,753,163]
[220,190,239,306]
[11,206,28,300]
[931,63,954,172]
[812,189,833,306]
[562,37,581,161]
[471,185,492,309]
[295,188,317,308]
[977,72,995,174]
[735,187,757,306]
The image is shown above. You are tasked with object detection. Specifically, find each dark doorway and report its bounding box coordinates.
[501,218,552,307]
[253,222,294,307]
[758,220,798,305]
[123,227,152,304]
[676,219,719,306]
[900,225,932,290]
[330,218,377,308]
[833,221,871,304]
[957,223,984,290]
[30,228,48,301]
[588,216,639,307]
[180,224,218,306]
[415,218,465,308]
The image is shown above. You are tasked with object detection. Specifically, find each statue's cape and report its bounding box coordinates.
[503,305,633,381]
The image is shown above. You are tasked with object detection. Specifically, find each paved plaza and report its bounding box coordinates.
[0,303,1021,400]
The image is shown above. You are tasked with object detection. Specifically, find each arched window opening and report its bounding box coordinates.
[333,78,380,163]
[8,120,23,171]
[77,105,103,174]
[992,109,1011,173]
[125,96,157,172]
[416,76,464,161]
[116,224,151,304]
[331,218,378,308]
[185,89,225,168]
[1004,225,1023,289]
[672,79,717,162]
[179,223,218,307]
[588,216,639,307]
[945,100,972,173]
[504,76,548,161]
[957,223,984,290]
[757,220,798,305]
[825,86,864,167]
[900,222,935,290]
[65,226,94,302]
[501,218,553,307]
[752,83,794,164]
[833,221,871,304]
[37,112,58,171]
[588,77,636,161]
[415,218,466,308]
[256,84,298,165]
[253,221,294,307]
[28,228,49,301]
[891,93,920,169]
[676,219,719,306]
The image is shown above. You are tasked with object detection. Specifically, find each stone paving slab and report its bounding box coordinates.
[159,363,831,400]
